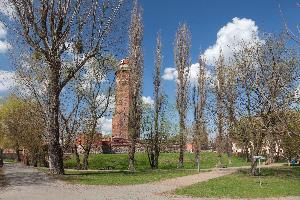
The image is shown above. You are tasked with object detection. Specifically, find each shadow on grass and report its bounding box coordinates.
[57,168,199,185]
[0,168,8,188]
[64,170,139,176]
[63,168,196,176]
[238,166,300,179]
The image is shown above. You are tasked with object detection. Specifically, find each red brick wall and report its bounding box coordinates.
[112,67,131,141]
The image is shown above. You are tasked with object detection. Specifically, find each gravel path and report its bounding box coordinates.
[0,163,299,200]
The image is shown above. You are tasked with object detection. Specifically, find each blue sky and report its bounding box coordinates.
[0,0,299,97]
[140,0,300,102]
[0,0,300,134]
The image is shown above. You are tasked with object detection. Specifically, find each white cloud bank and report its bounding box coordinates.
[162,17,261,82]
[162,63,211,84]
[0,0,15,19]
[142,96,154,105]
[0,22,11,53]
[0,70,15,91]
[203,17,262,66]
[0,1,15,53]
[98,117,112,135]
[0,23,7,39]
[162,67,177,81]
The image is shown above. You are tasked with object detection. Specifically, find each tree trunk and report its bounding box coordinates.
[43,155,48,168]
[74,144,81,170]
[245,145,250,163]
[32,156,38,167]
[47,66,64,175]
[23,151,30,166]
[128,142,136,172]
[266,137,276,165]
[216,134,223,165]
[275,146,280,162]
[250,148,260,175]
[128,100,139,172]
[195,148,200,172]
[30,151,37,167]
[82,146,91,170]
[147,150,155,169]
[250,157,258,175]
[153,147,159,169]
[153,130,159,169]
[15,147,21,162]
[227,141,232,165]
[178,118,185,168]
[0,149,3,168]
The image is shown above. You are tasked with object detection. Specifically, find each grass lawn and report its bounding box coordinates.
[175,166,300,198]
[64,152,249,170]
[58,169,198,185]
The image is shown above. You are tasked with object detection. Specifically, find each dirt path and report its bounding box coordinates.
[0,163,298,200]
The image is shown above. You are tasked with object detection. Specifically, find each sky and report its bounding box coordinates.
[0,0,300,134]
[139,0,300,102]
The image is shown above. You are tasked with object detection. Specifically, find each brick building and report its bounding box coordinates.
[110,59,195,154]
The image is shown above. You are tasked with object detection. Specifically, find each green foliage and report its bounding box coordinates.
[282,111,300,159]
[64,152,249,170]
[74,39,84,54]
[32,50,43,61]
[0,94,45,164]
[0,95,26,149]
[175,167,300,198]
[282,134,300,159]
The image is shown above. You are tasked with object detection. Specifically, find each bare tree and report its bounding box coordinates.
[60,85,83,169]
[1,0,126,174]
[231,34,299,175]
[254,35,298,164]
[214,53,226,165]
[223,61,238,165]
[146,33,164,169]
[174,23,191,168]
[128,0,144,172]
[192,56,208,172]
[77,57,115,170]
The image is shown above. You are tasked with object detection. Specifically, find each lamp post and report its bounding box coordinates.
[253,155,266,174]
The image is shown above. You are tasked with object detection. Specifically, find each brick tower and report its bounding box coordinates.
[111,59,131,153]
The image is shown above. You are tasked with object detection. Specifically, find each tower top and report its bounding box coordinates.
[118,58,130,71]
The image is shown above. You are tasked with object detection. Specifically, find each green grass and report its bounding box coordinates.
[61,152,249,186]
[3,158,16,163]
[175,166,300,198]
[59,169,198,185]
[64,152,249,170]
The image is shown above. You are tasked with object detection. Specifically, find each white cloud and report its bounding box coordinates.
[0,0,16,19]
[0,40,11,53]
[98,117,112,135]
[203,17,262,66]
[0,22,11,53]
[162,63,211,85]
[295,85,300,99]
[142,96,154,105]
[162,67,177,80]
[189,63,211,84]
[163,17,261,84]
[0,70,15,91]
[0,23,7,39]
[95,94,115,111]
